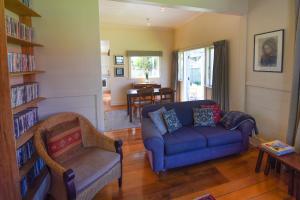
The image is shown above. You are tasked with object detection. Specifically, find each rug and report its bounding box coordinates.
[195,194,216,200]
[104,109,141,131]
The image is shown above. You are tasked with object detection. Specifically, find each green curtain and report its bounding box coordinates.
[287,0,300,148]
[212,40,229,111]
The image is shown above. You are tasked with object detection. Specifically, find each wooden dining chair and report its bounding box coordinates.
[159,88,174,104]
[132,88,155,119]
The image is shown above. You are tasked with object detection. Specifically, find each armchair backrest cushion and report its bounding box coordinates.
[142,100,217,126]
[46,118,83,163]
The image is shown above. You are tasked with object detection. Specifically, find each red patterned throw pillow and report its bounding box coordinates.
[201,104,221,123]
[46,119,83,162]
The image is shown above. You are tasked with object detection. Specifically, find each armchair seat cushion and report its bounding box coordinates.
[61,147,120,193]
[163,127,207,155]
[194,125,242,147]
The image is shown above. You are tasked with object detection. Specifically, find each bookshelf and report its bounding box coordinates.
[0,0,47,199]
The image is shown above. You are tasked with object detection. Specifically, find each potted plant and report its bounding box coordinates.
[135,57,153,83]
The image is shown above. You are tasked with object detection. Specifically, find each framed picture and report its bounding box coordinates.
[115,67,124,77]
[253,29,284,73]
[114,55,124,65]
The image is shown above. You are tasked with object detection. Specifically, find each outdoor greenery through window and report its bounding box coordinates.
[130,56,160,79]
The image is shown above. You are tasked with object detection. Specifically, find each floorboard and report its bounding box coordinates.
[94,128,295,200]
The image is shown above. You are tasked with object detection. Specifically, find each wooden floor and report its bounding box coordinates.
[94,128,295,200]
[103,91,127,112]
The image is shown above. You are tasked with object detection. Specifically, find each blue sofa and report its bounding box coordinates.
[141,100,254,173]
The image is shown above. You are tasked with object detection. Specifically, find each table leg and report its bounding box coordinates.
[295,171,300,200]
[127,95,130,115]
[276,161,281,174]
[255,149,264,173]
[270,157,276,169]
[129,96,133,123]
[288,168,295,196]
[264,155,271,176]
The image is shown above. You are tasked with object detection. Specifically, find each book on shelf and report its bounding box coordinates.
[261,140,295,156]
[21,0,33,8]
[16,139,35,168]
[20,157,46,198]
[11,82,39,108]
[14,107,38,139]
[5,15,34,42]
[8,52,36,73]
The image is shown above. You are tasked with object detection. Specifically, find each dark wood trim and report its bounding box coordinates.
[0,0,21,199]
[114,140,123,188]
[63,169,76,200]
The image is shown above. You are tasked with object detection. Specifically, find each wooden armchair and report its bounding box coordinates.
[34,112,123,200]
[159,88,175,104]
[132,87,155,119]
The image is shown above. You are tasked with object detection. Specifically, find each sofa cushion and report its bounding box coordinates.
[148,107,167,135]
[61,147,120,193]
[163,127,207,155]
[193,108,215,127]
[46,118,83,162]
[194,125,242,147]
[163,109,182,133]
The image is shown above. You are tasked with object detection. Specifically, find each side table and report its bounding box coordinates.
[255,146,300,199]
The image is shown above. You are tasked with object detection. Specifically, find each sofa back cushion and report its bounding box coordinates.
[142,100,217,126]
[46,118,83,162]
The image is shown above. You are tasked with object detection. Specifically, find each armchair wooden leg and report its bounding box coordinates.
[115,140,123,189]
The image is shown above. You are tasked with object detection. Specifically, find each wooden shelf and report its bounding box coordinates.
[4,0,41,17]
[10,71,45,77]
[23,167,48,200]
[7,36,43,47]
[16,126,37,148]
[12,97,46,114]
[19,153,38,179]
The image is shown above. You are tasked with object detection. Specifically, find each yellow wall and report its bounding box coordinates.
[245,0,296,141]
[100,24,174,105]
[32,0,104,129]
[175,13,247,111]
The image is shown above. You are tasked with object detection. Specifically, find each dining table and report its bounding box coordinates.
[127,88,161,122]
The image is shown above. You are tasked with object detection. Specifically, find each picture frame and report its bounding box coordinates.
[114,55,124,65]
[253,29,284,73]
[115,67,124,77]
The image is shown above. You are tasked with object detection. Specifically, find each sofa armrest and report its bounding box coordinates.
[141,118,165,172]
[238,121,255,151]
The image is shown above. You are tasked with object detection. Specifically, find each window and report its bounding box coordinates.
[130,56,160,79]
[205,47,214,88]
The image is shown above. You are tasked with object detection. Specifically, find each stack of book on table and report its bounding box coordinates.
[262,140,295,156]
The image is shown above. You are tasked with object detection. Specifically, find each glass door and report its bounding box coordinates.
[179,47,214,101]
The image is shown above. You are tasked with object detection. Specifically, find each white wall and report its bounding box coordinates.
[175,13,247,111]
[100,24,174,105]
[32,0,104,130]
[245,0,295,141]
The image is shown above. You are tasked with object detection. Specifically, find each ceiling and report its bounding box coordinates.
[99,0,201,28]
